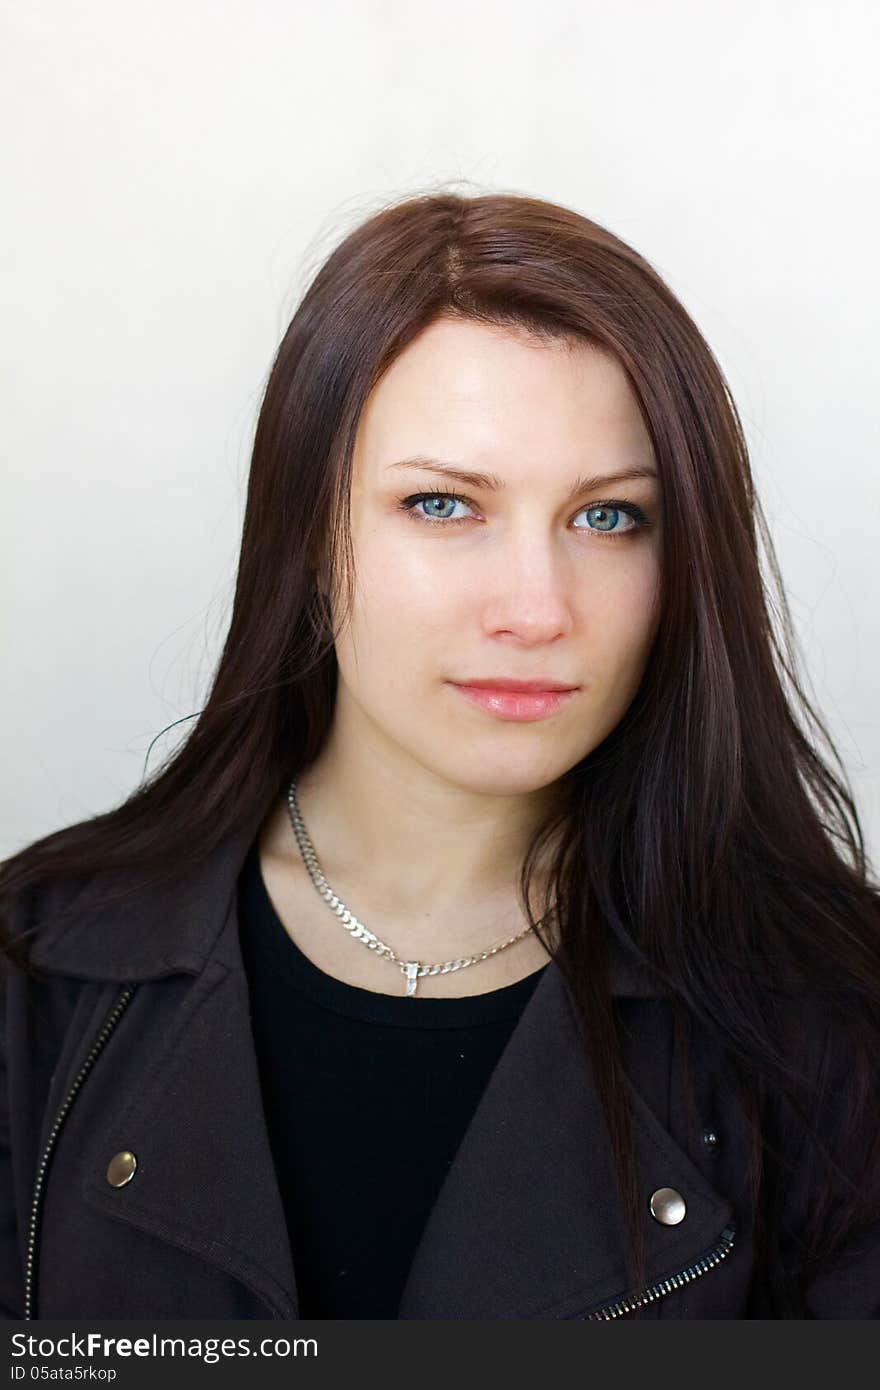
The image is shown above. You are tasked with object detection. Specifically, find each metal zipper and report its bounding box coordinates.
[24,984,137,1320]
[585,1223,736,1319]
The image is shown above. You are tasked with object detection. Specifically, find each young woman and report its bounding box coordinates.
[2,191,878,1321]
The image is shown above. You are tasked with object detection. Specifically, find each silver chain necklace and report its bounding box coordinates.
[286,777,544,997]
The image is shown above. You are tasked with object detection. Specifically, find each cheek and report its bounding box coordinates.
[337,540,453,675]
[355,535,455,625]
[579,550,659,625]
[577,564,660,686]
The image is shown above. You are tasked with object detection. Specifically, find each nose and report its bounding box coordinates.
[480,538,574,644]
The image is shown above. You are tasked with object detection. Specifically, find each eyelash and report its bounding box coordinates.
[396,488,652,542]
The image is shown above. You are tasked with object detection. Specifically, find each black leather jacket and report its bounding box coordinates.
[2,802,878,1319]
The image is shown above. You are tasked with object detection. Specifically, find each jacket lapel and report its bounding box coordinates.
[74,957,300,1318]
[25,797,732,1319]
[397,961,733,1318]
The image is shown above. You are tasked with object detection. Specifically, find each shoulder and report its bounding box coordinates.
[1,861,97,977]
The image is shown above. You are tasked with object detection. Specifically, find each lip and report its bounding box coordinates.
[451,678,579,692]
[447,681,579,723]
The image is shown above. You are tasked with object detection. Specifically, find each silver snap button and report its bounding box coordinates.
[106,1150,137,1187]
[649,1186,686,1225]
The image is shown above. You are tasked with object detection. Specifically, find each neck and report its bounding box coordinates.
[271,724,567,935]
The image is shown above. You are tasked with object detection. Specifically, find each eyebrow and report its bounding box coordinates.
[385,455,658,503]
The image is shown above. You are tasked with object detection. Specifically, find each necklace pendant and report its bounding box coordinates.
[403,962,420,997]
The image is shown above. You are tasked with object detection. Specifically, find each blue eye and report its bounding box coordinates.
[416,494,464,521]
[579,504,636,536]
[397,490,651,542]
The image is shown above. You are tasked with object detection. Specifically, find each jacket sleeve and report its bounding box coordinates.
[791,1011,880,1319]
[0,965,25,1319]
[0,957,83,1322]
[803,1216,880,1319]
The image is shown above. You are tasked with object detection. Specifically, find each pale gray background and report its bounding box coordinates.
[2,0,878,867]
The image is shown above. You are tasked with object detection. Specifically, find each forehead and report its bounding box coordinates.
[353,317,654,480]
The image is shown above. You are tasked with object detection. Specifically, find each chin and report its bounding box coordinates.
[432,762,565,800]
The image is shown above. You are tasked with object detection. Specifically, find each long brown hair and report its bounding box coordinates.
[3,189,879,1313]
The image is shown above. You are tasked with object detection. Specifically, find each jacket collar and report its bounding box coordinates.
[23,790,663,999]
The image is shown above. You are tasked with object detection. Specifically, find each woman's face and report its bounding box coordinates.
[328,315,662,801]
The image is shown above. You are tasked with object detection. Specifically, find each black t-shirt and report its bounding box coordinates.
[236,840,548,1318]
